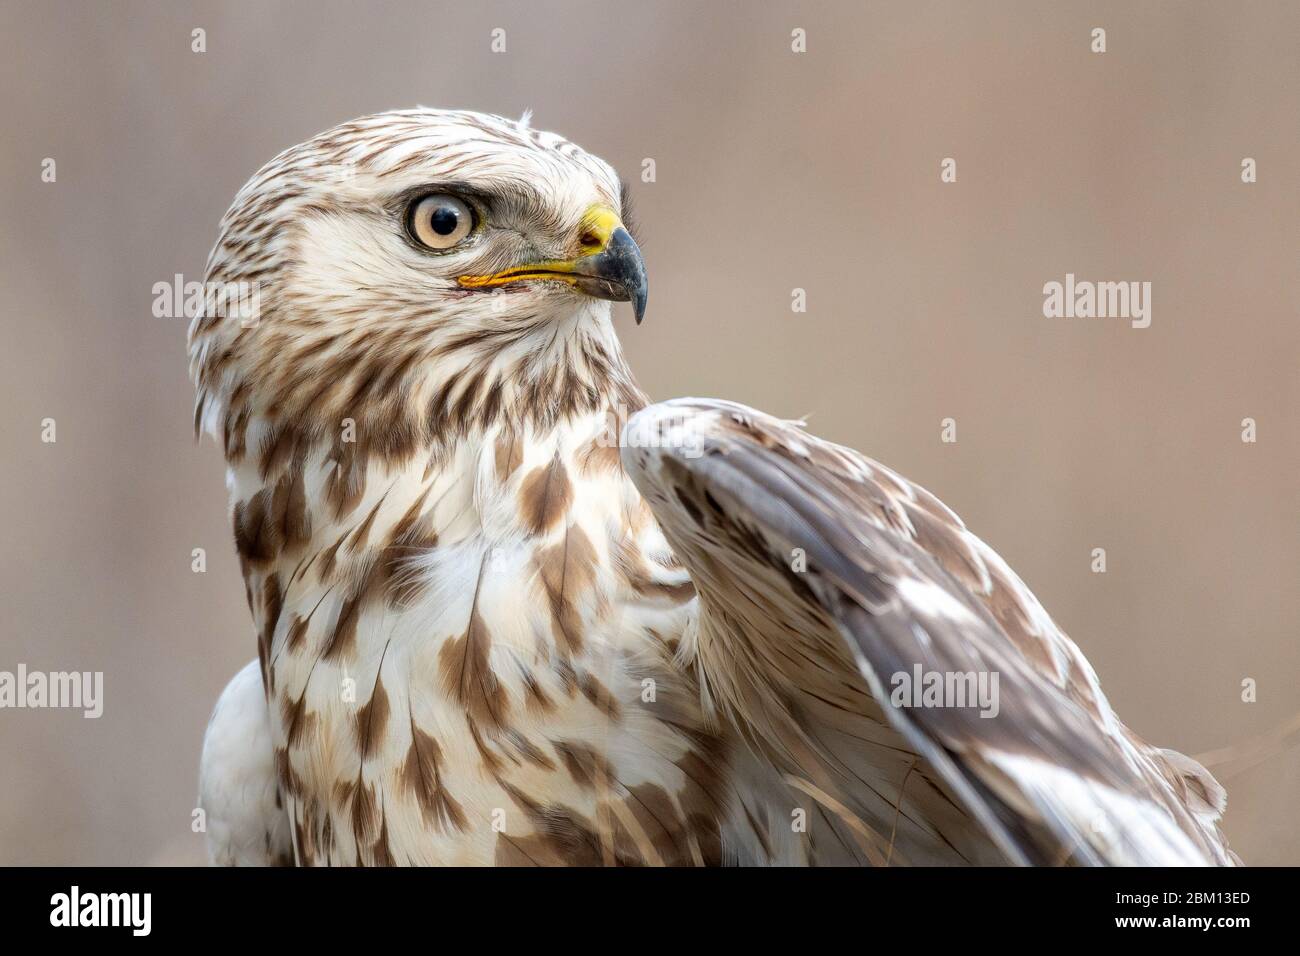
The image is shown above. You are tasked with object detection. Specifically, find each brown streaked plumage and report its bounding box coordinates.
[194,108,1235,867]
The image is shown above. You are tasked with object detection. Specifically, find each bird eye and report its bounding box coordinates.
[408,194,475,251]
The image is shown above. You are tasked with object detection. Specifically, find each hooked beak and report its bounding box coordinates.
[457,205,648,324]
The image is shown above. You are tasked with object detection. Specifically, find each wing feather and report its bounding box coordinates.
[623,398,1234,866]
[199,660,294,866]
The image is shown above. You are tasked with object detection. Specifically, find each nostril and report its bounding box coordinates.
[580,231,601,248]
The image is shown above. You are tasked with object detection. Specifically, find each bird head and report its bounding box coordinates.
[189,108,646,456]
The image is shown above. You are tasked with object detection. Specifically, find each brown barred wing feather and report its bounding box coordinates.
[623,398,1234,866]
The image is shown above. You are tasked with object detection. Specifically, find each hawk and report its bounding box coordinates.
[192,108,1234,866]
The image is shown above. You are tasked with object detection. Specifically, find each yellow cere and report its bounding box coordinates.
[457,203,622,289]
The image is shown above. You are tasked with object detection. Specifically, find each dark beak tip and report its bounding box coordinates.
[614,227,648,326]
[572,225,648,324]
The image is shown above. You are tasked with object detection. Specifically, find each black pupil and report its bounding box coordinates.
[429,205,460,236]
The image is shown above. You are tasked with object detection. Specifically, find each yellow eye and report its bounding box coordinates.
[408,194,475,250]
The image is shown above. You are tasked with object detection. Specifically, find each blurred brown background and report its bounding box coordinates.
[0,1,1295,865]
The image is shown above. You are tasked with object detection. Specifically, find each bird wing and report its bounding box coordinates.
[199,660,293,866]
[622,398,1234,866]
